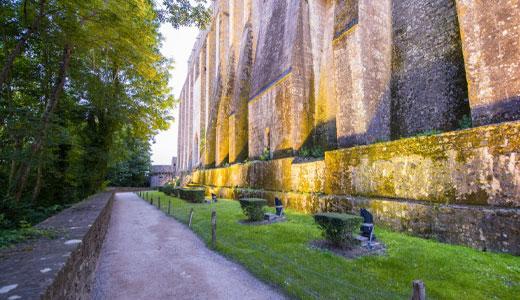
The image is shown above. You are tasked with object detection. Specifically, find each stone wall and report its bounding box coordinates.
[390,0,470,138]
[191,121,520,255]
[0,192,114,299]
[175,0,520,254]
[456,0,520,126]
[333,0,393,147]
[176,0,520,173]
[150,165,173,187]
[325,121,520,207]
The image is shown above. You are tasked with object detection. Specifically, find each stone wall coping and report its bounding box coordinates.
[0,192,114,299]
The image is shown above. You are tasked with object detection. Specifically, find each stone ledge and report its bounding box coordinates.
[0,192,114,300]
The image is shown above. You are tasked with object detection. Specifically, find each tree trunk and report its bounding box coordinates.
[14,44,72,202]
[31,162,43,203]
[0,0,47,91]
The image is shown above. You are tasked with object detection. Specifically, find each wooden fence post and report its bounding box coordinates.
[211,210,217,249]
[411,280,426,300]
[188,208,194,228]
[158,196,161,210]
[168,200,171,215]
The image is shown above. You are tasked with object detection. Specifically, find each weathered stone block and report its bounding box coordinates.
[333,0,393,147]
[248,0,313,158]
[325,121,520,207]
[390,0,470,138]
[456,0,520,126]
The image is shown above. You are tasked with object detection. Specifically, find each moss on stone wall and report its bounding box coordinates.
[194,120,520,208]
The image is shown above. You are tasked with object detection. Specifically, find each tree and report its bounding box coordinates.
[161,0,210,29]
[1,0,210,229]
[106,132,152,187]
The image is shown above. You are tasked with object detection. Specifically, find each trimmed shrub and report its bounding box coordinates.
[162,183,175,196]
[314,213,363,248]
[179,188,205,203]
[239,198,267,221]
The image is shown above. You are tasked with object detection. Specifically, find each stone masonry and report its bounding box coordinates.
[176,0,520,254]
[150,165,174,187]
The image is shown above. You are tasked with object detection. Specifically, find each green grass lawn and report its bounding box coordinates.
[141,191,519,299]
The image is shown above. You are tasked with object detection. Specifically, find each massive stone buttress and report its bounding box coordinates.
[178,0,520,171]
[175,0,520,254]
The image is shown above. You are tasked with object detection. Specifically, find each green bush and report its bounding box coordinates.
[310,145,324,158]
[239,198,267,221]
[160,183,176,196]
[299,147,311,157]
[179,188,205,203]
[458,114,473,129]
[314,212,363,248]
[172,187,180,197]
[299,145,324,158]
[259,147,270,161]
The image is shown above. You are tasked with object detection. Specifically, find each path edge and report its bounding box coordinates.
[41,192,115,299]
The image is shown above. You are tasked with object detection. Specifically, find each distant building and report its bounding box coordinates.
[150,165,173,187]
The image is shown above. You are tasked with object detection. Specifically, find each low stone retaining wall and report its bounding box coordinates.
[0,192,114,299]
[191,121,520,255]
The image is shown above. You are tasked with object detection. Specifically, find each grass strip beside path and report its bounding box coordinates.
[144,191,520,299]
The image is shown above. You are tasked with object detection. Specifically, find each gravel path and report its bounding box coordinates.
[92,192,284,300]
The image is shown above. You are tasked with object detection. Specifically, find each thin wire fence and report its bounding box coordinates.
[134,191,410,300]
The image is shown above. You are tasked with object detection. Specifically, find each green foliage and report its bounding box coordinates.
[151,192,520,299]
[239,198,267,221]
[179,188,205,203]
[259,147,270,161]
[458,114,473,130]
[299,147,311,157]
[310,145,324,158]
[106,134,152,187]
[161,0,211,29]
[299,145,325,158]
[0,221,56,249]
[160,183,176,196]
[0,0,206,228]
[314,212,363,248]
[0,194,64,230]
